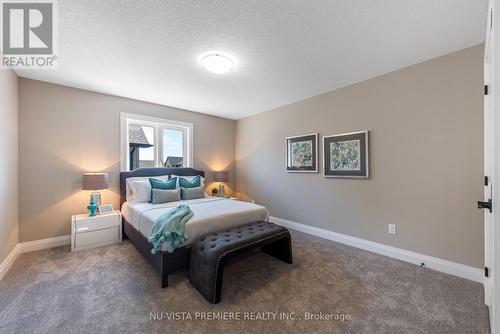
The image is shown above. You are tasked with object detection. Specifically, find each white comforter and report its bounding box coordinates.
[121,197,269,251]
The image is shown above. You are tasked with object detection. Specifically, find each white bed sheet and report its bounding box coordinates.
[121,197,269,251]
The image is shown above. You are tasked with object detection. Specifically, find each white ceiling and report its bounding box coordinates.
[16,0,488,120]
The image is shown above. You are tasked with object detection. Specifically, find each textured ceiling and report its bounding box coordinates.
[15,0,488,119]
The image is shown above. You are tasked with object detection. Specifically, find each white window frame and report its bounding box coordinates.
[120,112,194,171]
[158,125,189,168]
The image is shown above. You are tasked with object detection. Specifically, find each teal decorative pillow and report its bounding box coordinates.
[151,188,181,204]
[181,186,205,200]
[149,177,177,190]
[179,175,201,188]
[149,177,177,202]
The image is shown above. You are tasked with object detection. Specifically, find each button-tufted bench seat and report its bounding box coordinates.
[189,221,293,304]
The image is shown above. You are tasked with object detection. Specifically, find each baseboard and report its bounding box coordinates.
[269,216,484,283]
[18,235,71,254]
[0,235,71,280]
[0,244,20,280]
[1,223,484,283]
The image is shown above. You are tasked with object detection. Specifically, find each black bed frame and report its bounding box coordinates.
[120,167,205,288]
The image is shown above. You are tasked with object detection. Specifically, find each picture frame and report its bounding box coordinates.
[286,133,318,173]
[98,204,114,215]
[323,131,369,178]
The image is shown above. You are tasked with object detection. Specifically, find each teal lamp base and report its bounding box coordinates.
[87,198,98,217]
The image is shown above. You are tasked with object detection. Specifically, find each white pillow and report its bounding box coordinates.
[130,180,152,203]
[171,175,205,188]
[126,175,169,202]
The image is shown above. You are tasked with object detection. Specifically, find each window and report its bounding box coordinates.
[120,113,193,171]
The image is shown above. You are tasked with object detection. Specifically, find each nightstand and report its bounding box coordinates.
[71,211,122,252]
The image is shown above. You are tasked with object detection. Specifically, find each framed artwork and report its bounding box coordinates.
[286,133,318,172]
[323,131,369,178]
[98,204,114,215]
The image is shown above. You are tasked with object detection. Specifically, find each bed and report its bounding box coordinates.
[120,167,269,288]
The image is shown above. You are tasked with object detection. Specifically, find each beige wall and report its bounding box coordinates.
[0,70,19,264]
[19,79,235,242]
[235,45,484,268]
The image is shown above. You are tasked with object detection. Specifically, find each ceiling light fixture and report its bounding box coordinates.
[200,53,235,74]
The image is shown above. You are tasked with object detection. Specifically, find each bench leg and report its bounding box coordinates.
[261,234,293,264]
[189,256,224,304]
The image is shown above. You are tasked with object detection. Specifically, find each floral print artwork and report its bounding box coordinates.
[330,140,361,171]
[290,140,313,167]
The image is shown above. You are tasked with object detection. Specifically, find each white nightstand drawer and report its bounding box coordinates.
[75,214,120,232]
[74,226,120,250]
[71,211,122,252]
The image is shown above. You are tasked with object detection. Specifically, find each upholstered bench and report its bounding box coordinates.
[189,221,293,304]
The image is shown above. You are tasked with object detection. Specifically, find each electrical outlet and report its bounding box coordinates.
[388,224,396,235]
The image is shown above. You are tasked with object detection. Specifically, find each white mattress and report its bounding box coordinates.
[121,197,269,251]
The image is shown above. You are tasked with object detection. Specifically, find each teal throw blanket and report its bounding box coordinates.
[148,204,193,254]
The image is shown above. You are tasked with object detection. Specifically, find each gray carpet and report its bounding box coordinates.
[0,231,490,334]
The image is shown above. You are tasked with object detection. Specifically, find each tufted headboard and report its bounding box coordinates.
[119,167,205,206]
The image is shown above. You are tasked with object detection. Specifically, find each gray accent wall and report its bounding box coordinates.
[0,69,19,264]
[18,79,235,242]
[235,45,484,268]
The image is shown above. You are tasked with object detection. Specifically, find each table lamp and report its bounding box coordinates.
[82,173,109,216]
[213,171,229,197]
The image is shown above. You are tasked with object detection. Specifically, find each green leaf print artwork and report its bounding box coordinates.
[291,140,313,167]
[331,140,361,171]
